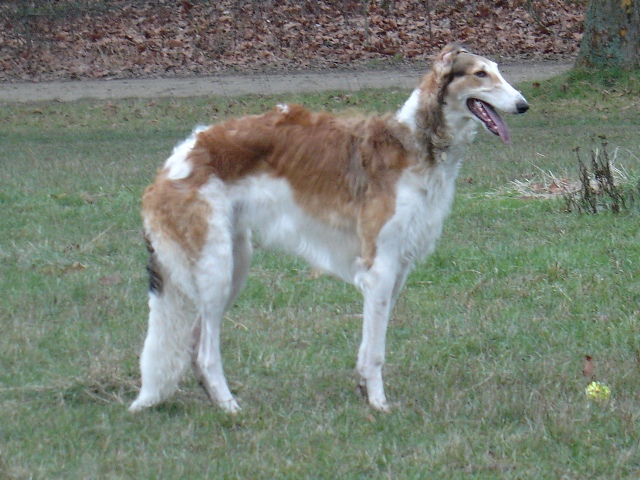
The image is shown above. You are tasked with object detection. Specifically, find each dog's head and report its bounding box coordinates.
[432,45,529,144]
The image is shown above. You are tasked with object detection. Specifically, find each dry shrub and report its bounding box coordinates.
[564,141,639,214]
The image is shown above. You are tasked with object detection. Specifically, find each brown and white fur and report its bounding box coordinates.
[130,45,528,414]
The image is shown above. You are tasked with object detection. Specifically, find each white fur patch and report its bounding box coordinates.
[164,126,207,180]
[473,61,527,114]
[395,89,420,133]
[383,164,458,263]
[277,104,290,114]
[228,174,361,283]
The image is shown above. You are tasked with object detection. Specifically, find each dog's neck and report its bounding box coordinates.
[396,85,478,165]
[395,89,421,133]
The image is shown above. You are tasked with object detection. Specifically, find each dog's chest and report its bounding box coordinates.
[380,163,459,262]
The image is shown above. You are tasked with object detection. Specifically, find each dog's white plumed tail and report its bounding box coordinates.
[129,283,195,412]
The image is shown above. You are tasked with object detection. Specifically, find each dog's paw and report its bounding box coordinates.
[129,391,164,413]
[357,380,391,413]
[129,399,151,413]
[221,398,242,414]
[369,398,391,413]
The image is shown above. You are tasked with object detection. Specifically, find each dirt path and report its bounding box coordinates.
[0,61,572,103]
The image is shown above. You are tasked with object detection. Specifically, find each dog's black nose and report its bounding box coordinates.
[516,101,529,114]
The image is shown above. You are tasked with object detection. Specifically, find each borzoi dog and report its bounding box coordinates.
[130,44,528,413]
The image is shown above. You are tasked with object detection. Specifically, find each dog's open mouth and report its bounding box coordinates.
[467,98,510,145]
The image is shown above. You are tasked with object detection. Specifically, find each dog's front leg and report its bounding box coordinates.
[355,259,399,412]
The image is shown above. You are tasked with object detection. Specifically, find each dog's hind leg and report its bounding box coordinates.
[191,228,251,412]
[188,211,246,413]
[227,228,253,309]
[130,276,195,413]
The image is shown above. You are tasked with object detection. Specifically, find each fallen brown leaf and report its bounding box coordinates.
[582,355,595,380]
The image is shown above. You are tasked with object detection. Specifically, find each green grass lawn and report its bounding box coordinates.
[1,69,639,479]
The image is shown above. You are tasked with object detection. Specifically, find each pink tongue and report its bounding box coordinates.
[484,102,510,145]
[469,99,511,145]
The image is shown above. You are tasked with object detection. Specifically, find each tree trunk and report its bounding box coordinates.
[576,0,640,69]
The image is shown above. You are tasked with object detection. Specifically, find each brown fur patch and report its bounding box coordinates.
[174,104,416,263]
[143,175,211,261]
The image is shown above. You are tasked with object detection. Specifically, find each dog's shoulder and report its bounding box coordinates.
[357,115,416,175]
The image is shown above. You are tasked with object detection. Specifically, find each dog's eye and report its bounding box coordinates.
[474,71,488,78]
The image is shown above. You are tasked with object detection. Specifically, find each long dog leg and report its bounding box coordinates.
[355,258,401,412]
[194,306,240,413]
[226,229,253,310]
[191,229,251,412]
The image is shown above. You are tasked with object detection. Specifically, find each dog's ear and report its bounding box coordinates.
[432,44,467,78]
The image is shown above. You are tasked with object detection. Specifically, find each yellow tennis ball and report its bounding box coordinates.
[585,381,611,401]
